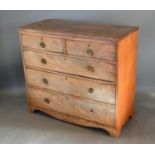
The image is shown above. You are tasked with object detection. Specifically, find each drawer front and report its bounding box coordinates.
[21,34,63,52]
[26,68,115,104]
[66,40,115,60]
[28,87,116,127]
[24,51,116,82]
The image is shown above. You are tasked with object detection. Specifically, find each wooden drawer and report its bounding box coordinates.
[26,68,115,104]
[24,51,116,82]
[21,34,63,52]
[66,40,115,60]
[28,87,116,127]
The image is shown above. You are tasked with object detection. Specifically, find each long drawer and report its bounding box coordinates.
[26,68,115,104]
[28,87,116,127]
[24,51,116,82]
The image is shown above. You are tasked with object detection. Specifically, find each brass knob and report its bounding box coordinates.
[87,65,95,72]
[40,41,46,48]
[90,109,94,112]
[43,78,48,84]
[44,98,50,104]
[41,58,47,64]
[87,49,93,56]
[88,88,94,93]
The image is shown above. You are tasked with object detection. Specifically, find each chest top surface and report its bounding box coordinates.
[19,19,138,42]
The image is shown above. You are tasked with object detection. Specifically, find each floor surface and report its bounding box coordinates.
[0,90,155,143]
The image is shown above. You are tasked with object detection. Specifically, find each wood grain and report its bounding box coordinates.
[66,40,115,60]
[21,34,63,52]
[19,19,138,42]
[18,19,139,137]
[116,31,138,132]
[29,104,119,137]
[24,51,116,82]
[26,68,115,104]
[28,87,116,127]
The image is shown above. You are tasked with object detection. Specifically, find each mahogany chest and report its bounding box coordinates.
[18,19,138,137]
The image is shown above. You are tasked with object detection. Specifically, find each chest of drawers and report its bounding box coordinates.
[18,19,138,137]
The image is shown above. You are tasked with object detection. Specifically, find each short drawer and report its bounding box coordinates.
[28,87,116,127]
[66,40,115,61]
[24,51,116,82]
[26,68,115,104]
[21,34,63,52]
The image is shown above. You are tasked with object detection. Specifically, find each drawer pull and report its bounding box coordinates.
[40,41,46,48]
[87,49,93,56]
[88,88,94,93]
[43,78,48,84]
[44,98,50,104]
[41,58,47,64]
[87,65,95,72]
[90,109,94,112]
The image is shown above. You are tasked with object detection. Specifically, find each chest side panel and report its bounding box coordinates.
[116,31,138,129]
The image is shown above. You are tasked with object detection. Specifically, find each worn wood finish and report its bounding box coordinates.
[66,40,115,60]
[24,51,116,82]
[22,34,63,52]
[19,19,138,42]
[29,104,118,136]
[28,87,116,127]
[26,68,115,104]
[19,19,139,137]
[116,31,138,134]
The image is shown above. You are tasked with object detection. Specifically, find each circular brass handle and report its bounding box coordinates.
[41,58,47,64]
[88,88,94,93]
[40,41,46,48]
[43,78,48,84]
[87,49,93,56]
[90,109,94,112]
[87,65,95,72]
[44,98,50,104]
